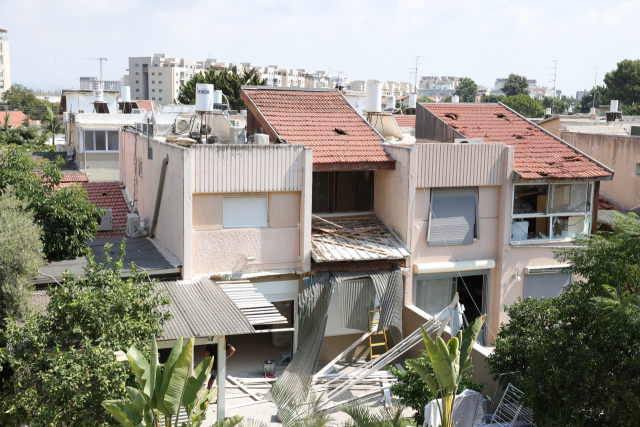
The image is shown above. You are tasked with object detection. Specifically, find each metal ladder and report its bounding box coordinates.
[368,308,388,359]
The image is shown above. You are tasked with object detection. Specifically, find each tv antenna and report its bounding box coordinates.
[410,56,426,93]
[84,57,108,80]
[593,67,598,109]
[548,60,557,113]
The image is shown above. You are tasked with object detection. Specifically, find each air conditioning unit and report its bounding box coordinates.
[230,126,245,144]
[78,109,85,114]
[126,213,141,237]
[230,119,241,127]
[254,134,269,145]
[98,208,113,231]
[454,138,483,144]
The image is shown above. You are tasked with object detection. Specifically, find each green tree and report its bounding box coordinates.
[387,350,484,426]
[488,214,640,427]
[418,96,434,103]
[454,77,478,102]
[502,94,544,117]
[0,84,60,120]
[442,96,452,102]
[177,66,267,110]
[0,244,172,427]
[480,94,505,103]
[501,74,529,97]
[41,106,63,145]
[604,59,640,112]
[577,86,609,113]
[0,187,45,329]
[541,96,569,115]
[0,149,103,260]
[0,125,49,147]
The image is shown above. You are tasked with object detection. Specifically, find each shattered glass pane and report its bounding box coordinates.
[513,185,549,214]
[549,183,589,213]
[552,215,591,239]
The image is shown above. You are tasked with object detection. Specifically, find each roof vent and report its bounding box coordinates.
[334,128,347,135]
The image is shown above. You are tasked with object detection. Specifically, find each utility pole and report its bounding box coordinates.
[593,67,598,110]
[410,56,426,94]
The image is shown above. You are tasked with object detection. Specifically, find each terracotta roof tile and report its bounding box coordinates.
[0,111,34,127]
[419,103,612,180]
[394,115,415,129]
[82,182,129,238]
[135,100,158,112]
[598,195,623,210]
[241,88,394,166]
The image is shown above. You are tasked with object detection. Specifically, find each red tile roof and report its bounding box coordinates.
[61,174,88,183]
[419,103,612,180]
[83,182,129,238]
[394,115,415,129]
[0,111,34,127]
[241,88,394,168]
[598,195,623,211]
[135,100,158,112]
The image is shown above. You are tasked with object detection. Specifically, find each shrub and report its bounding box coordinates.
[387,350,484,426]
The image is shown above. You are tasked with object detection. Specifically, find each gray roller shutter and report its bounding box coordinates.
[524,272,571,299]
[428,187,477,246]
[339,278,376,331]
[223,194,268,228]
[325,284,362,336]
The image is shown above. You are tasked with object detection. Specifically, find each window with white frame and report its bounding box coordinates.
[511,183,593,241]
[428,187,478,246]
[223,194,268,228]
[83,130,119,152]
[524,271,571,299]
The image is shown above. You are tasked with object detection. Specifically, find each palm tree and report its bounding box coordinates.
[22,115,30,128]
[41,107,63,145]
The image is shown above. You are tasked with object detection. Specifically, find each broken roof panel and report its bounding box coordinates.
[311,214,411,262]
[217,280,289,326]
[419,103,613,180]
[158,278,255,340]
[241,87,395,170]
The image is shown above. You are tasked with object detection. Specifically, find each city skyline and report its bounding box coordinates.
[2,0,639,95]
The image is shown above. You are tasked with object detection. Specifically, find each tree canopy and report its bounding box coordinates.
[541,96,569,115]
[0,244,172,427]
[177,66,267,110]
[577,86,609,113]
[418,96,434,103]
[0,84,60,121]
[604,59,640,111]
[501,74,529,97]
[0,149,102,260]
[502,94,544,117]
[480,94,505,103]
[488,213,640,427]
[0,187,45,329]
[453,77,478,102]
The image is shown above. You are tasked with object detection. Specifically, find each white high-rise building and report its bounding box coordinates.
[0,28,11,100]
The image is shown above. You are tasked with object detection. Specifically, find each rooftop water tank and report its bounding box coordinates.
[213,90,223,104]
[452,95,460,103]
[610,100,619,113]
[93,80,104,103]
[120,86,131,102]
[366,81,383,112]
[195,83,214,112]
[409,93,417,108]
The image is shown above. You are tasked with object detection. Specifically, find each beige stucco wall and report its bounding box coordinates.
[562,131,635,209]
[269,192,300,227]
[120,130,190,275]
[193,194,223,231]
[192,227,300,276]
[81,152,120,181]
[538,118,561,136]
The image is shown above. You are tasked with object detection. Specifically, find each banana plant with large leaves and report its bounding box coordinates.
[102,336,242,427]
[407,315,485,427]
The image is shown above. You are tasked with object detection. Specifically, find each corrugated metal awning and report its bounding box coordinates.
[217,280,289,326]
[158,278,255,341]
[311,214,411,262]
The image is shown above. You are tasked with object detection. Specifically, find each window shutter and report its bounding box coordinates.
[325,284,366,336]
[524,272,571,299]
[428,187,477,246]
[223,194,268,228]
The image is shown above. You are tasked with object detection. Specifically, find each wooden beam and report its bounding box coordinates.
[227,376,262,401]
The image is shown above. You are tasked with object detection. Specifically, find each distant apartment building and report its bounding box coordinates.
[123,54,200,105]
[576,90,588,100]
[0,28,11,100]
[419,76,459,90]
[80,77,121,91]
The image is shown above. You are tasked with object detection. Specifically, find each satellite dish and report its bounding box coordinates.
[175,119,190,133]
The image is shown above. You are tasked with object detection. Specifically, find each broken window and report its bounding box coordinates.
[312,171,373,214]
[511,183,593,242]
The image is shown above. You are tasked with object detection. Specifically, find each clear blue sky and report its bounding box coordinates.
[3,0,639,96]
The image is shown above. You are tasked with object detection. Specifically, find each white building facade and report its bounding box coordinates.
[0,28,10,100]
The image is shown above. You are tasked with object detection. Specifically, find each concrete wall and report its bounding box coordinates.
[120,130,191,276]
[80,152,120,181]
[191,191,302,276]
[537,118,561,136]
[562,131,638,209]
